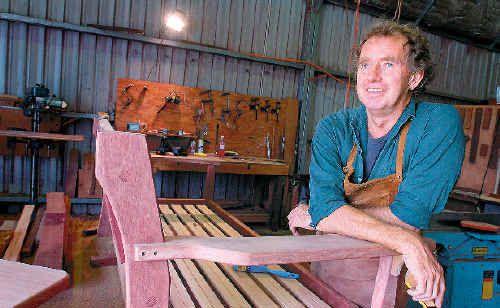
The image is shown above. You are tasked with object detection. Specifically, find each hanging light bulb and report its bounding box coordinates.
[165,10,186,32]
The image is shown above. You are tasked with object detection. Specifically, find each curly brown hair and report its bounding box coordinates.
[352,21,434,95]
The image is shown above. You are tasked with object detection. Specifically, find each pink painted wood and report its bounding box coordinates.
[134,235,398,264]
[0,259,69,307]
[94,116,403,308]
[94,118,170,307]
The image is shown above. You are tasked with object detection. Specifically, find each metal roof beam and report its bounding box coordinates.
[0,13,304,70]
[415,0,435,26]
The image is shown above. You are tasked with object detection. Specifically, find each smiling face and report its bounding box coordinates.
[356,34,420,116]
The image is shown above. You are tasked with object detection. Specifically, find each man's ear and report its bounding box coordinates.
[408,70,424,90]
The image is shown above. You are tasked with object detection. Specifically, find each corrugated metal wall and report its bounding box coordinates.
[0,1,497,189]
[316,4,497,99]
[0,0,304,201]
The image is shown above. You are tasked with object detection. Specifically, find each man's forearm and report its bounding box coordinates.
[316,205,424,254]
[361,206,419,231]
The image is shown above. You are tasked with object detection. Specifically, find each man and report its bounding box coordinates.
[288,21,464,307]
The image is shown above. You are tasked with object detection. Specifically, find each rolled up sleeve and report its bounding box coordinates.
[309,119,348,227]
[390,108,465,229]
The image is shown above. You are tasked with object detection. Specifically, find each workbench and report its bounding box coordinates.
[150,154,291,229]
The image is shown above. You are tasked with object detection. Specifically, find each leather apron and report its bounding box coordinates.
[311,121,411,308]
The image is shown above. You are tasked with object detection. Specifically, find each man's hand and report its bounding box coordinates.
[287,204,314,235]
[403,241,445,307]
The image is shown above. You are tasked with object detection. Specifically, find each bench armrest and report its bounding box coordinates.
[134,234,398,264]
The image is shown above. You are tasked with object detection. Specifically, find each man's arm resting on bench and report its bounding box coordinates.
[289,204,444,307]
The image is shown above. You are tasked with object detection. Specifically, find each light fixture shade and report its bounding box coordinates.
[165,10,186,32]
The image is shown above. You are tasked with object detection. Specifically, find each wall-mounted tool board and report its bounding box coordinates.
[115,79,299,174]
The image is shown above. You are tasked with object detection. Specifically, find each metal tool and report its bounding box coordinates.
[165,91,181,104]
[248,97,260,120]
[121,83,134,107]
[265,133,271,159]
[16,84,68,206]
[200,89,214,116]
[260,100,271,121]
[232,100,243,127]
[271,101,281,122]
[233,265,299,279]
[220,92,231,127]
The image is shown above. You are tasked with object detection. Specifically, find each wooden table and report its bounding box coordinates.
[150,154,291,230]
[0,130,85,141]
[0,129,85,206]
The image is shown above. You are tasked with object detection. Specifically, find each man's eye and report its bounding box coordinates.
[359,63,368,70]
[384,62,393,68]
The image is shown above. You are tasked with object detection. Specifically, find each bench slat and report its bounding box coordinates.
[161,212,224,307]
[164,204,251,307]
[170,204,283,308]
[194,204,330,308]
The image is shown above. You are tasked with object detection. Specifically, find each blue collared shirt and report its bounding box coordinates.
[309,100,465,229]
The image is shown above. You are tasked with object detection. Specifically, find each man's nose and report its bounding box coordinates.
[367,63,382,81]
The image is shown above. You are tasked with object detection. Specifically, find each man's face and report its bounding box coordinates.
[356,35,413,114]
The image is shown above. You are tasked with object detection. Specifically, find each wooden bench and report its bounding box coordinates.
[94,116,405,308]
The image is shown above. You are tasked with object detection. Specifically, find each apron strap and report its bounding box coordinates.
[343,144,358,178]
[395,121,411,179]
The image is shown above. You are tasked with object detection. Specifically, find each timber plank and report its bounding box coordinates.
[174,204,280,308]
[196,204,329,308]
[0,220,16,255]
[0,130,84,141]
[160,215,223,308]
[3,205,34,261]
[22,206,45,256]
[164,204,251,307]
[33,193,69,269]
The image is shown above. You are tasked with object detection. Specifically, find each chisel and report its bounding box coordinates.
[233,265,299,279]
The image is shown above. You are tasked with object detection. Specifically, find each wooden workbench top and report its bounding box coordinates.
[150,153,290,175]
[0,130,85,142]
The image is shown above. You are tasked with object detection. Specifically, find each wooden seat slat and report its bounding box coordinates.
[163,204,253,307]
[193,204,330,308]
[160,217,224,308]
[160,203,331,308]
[169,204,282,308]
[181,204,311,308]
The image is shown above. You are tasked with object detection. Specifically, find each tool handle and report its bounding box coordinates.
[266,269,300,279]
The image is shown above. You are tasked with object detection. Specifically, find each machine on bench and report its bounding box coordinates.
[408,211,500,308]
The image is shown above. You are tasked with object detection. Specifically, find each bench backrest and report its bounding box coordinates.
[94,117,171,307]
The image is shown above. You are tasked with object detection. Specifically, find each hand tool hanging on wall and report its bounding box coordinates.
[157,90,181,114]
[265,133,271,159]
[120,84,135,108]
[199,89,214,116]
[248,97,260,120]
[165,91,181,104]
[280,128,286,160]
[219,92,232,127]
[260,100,271,121]
[192,106,204,124]
[232,100,244,127]
[271,102,281,122]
